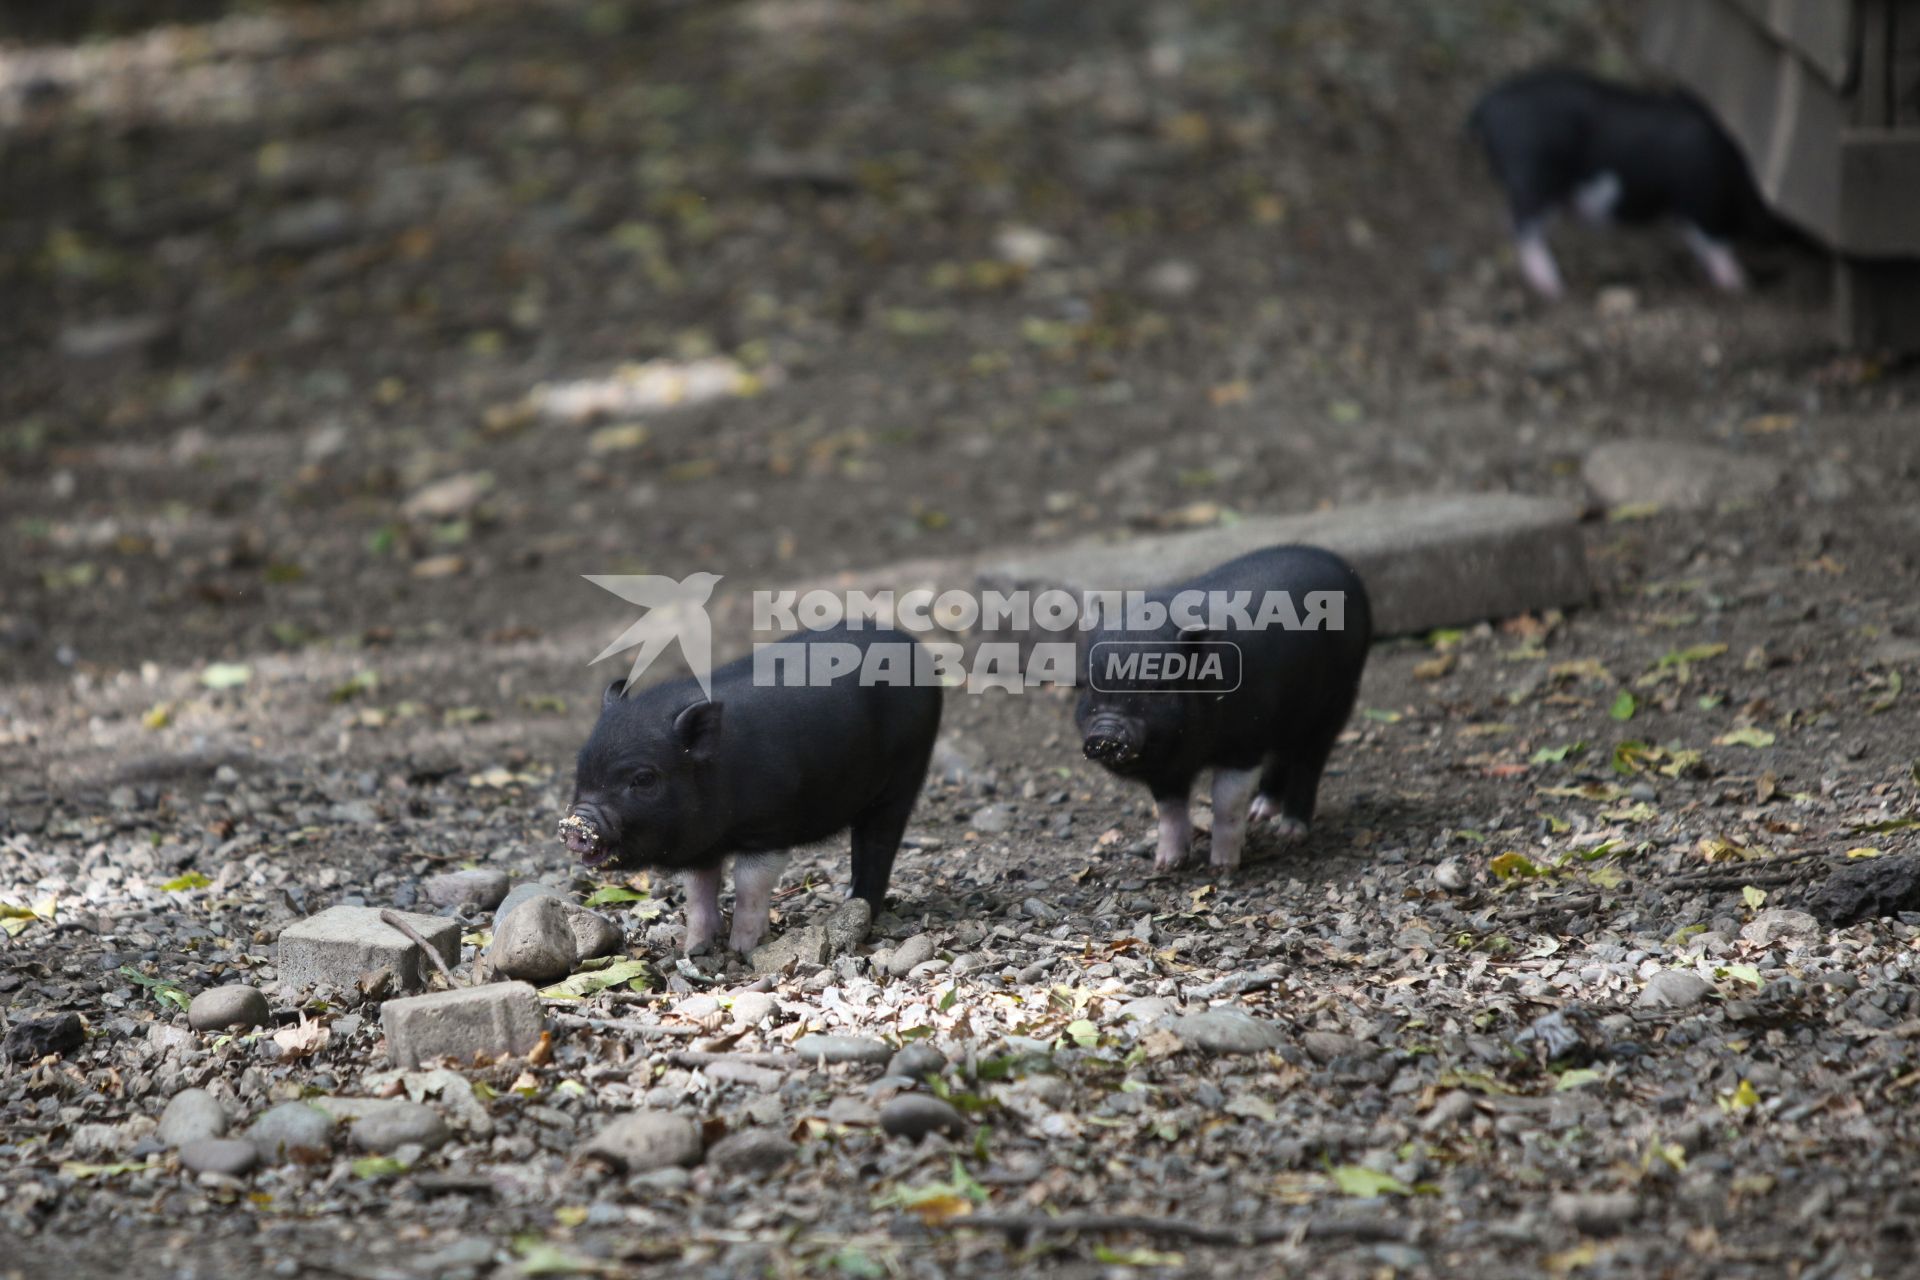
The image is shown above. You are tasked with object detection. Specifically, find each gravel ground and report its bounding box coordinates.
[5,2,1920,1278]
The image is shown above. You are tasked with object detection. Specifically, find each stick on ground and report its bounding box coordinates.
[380,909,464,988]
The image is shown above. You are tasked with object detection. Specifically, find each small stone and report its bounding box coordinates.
[730,991,776,1026]
[704,1060,786,1091]
[178,1137,258,1177]
[565,906,623,960]
[1550,1190,1639,1234]
[159,1088,228,1147]
[1433,859,1468,892]
[887,935,936,977]
[880,1095,964,1140]
[886,1043,948,1079]
[706,1129,797,1176]
[580,1112,703,1173]
[3,1012,84,1063]
[350,1102,450,1153]
[1805,855,1920,927]
[750,925,829,973]
[1740,909,1821,946]
[188,985,270,1033]
[494,882,568,925]
[490,896,579,983]
[1301,1031,1370,1063]
[825,898,871,953]
[792,1034,893,1067]
[1161,1008,1285,1055]
[423,869,511,912]
[1637,970,1713,1010]
[247,1101,335,1162]
[969,804,1014,834]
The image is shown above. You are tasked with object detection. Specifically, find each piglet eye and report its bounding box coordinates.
[630,767,660,789]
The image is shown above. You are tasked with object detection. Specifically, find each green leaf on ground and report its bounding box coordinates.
[537,959,653,1000]
[160,872,212,891]
[1329,1165,1412,1197]
[1715,727,1775,748]
[1609,691,1637,721]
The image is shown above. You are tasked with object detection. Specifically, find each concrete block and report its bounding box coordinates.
[975,493,1590,639]
[380,981,545,1068]
[277,906,460,994]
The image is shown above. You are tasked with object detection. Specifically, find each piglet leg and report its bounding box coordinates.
[1515,223,1565,300]
[683,866,724,955]
[1209,767,1261,871]
[729,853,788,954]
[1153,792,1193,873]
[1682,224,1747,292]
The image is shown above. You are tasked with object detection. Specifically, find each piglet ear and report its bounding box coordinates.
[603,679,628,707]
[672,700,724,760]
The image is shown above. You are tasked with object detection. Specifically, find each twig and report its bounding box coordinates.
[667,1049,801,1069]
[1189,972,1287,999]
[936,1212,1410,1246]
[381,909,464,988]
[549,1013,702,1037]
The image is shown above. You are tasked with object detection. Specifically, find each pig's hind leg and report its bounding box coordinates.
[728,852,788,954]
[850,729,938,906]
[1250,754,1310,844]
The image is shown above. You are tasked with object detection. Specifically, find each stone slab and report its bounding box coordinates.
[975,493,1590,639]
[277,906,461,994]
[380,981,545,1068]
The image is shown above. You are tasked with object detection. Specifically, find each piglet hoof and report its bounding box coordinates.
[684,933,716,958]
[1272,815,1311,844]
[1152,848,1192,875]
[1248,794,1281,823]
[728,924,770,955]
[1207,851,1242,875]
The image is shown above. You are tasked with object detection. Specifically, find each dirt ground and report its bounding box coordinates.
[5,1,1920,1278]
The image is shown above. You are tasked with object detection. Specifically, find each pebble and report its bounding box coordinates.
[158,1088,228,1146]
[969,804,1014,834]
[887,934,936,977]
[1550,1190,1639,1233]
[1740,909,1822,945]
[880,1095,964,1140]
[580,1112,703,1172]
[730,991,776,1025]
[247,1101,335,1161]
[351,1102,451,1153]
[793,1034,893,1067]
[490,896,579,983]
[178,1137,259,1177]
[886,1043,948,1079]
[423,869,511,912]
[1636,970,1713,1010]
[565,906,623,960]
[706,1129,797,1176]
[1161,1008,1285,1055]
[3,1012,84,1062]
[494,882,568,925]
[1301,1031,1371,1063]
[1432,859,1467,892]
[187,985,271,1033]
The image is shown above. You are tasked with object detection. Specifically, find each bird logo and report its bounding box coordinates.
[584,571,723,700]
